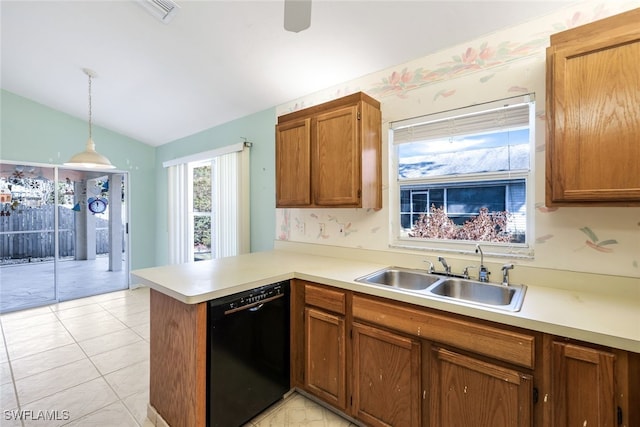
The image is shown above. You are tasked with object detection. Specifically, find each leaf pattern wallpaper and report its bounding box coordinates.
[275,0,640,278]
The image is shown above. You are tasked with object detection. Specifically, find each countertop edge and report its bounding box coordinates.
[131,251,640,353]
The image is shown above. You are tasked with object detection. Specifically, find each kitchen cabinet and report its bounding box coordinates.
[275,118,311,206]
[302,282,348,410]
[352,293,536,426]
[145,274,639,427]
[352,322,421,427]
[276,92,382,209]
[551,341,616,427]
[429,346,532,427]
[545,8,640,206]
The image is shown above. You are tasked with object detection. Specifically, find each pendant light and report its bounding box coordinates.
[65,68,116,170]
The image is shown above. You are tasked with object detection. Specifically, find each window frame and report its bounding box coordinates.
[389,95,536,259]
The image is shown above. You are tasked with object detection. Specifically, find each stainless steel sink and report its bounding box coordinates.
[355,267,526,312]
[355,267,441,290]
[427,278,526,312]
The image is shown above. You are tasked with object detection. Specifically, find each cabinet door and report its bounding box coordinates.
[276,118,311,207]
[552,342,615,427]
[304,307,347,410]
[546,9,640,204]
[352,322,421,427]
[314,105,361,206]
[430,347,532,427]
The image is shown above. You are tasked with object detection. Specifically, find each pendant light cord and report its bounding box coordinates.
[88,72,93,141]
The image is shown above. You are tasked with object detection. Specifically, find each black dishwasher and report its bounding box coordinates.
[208,280,290,427]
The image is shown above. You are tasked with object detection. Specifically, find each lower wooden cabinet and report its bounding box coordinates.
[352,322,421,427]
[291,280,638,427]
[304,307,347,410]
[551,342,616,427]
[429,346,532,427]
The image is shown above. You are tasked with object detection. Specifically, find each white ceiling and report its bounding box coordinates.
[1,0,571,147]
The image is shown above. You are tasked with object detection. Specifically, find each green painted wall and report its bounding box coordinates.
[2,89,277,268]
[154,108,277,266]
[1,90,157,269]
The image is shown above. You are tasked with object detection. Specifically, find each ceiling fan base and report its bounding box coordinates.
[284,0,312,33]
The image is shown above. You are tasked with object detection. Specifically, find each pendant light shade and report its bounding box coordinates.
[66,137,115,169]
[65,68,116,170]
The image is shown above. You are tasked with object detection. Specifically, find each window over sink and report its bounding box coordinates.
[390,94,534,257]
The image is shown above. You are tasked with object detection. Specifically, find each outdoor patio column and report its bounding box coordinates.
[74,179,96,261]
[108,173,124,272]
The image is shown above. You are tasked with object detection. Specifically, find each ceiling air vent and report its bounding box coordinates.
[138,0,180,24]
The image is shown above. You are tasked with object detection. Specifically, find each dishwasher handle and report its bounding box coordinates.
[223,292,284,315]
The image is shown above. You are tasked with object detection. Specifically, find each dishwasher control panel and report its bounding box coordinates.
[212,280,289,313]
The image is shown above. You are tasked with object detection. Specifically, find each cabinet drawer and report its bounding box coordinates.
[305,283,346,315]
[353,295,535,368]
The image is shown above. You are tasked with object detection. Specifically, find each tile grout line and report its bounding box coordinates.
[54,299,147,426]
[11,303,112,425]
[0,315,26,427]
[3,293,148,426]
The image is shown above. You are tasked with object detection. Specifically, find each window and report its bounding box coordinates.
[391,94,534,254]
[190,161,213,261]
[164,143,250,264]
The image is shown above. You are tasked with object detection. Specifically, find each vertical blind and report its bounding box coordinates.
[164,143,250,264]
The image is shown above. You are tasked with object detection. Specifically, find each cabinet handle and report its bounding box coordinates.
[618,406,623,426]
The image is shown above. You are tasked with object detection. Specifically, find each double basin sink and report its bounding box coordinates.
[355,267,526,312]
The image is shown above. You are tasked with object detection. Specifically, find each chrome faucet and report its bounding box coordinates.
[501,264,514,286]
[475,244,489,282]
[438,256,451,275]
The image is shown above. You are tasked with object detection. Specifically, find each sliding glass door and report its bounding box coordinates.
[0,162,129,313]
[0,164,57,312]
[55,168,129,302]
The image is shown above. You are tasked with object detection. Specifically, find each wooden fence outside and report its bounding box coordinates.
[0,205,109,261]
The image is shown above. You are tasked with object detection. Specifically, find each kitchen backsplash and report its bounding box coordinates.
[275,0,640,279]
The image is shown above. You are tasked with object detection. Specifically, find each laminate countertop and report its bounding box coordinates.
[131,249,640,353]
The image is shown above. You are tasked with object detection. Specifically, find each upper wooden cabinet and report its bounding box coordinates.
[276,92,382,209]
[545,8,640,206]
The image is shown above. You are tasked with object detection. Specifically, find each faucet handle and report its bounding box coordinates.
[462,265,476,279]
[423,259,435,273]
[501,264,514,286]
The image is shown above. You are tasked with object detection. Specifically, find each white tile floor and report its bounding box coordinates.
[0,287,357,427]
[1,287,150,427]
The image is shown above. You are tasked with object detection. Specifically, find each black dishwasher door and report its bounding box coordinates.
[208,281,290,427]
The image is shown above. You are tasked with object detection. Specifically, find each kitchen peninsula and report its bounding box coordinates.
[132,243,640,427]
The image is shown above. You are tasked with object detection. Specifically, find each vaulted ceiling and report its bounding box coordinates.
[1,1,570,146]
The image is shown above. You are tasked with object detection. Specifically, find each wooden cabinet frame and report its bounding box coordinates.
[429,346,533,427]
[276,92,382,209]
[352,322,421,427]
[545,8,640,206]
[290,280,639,427]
